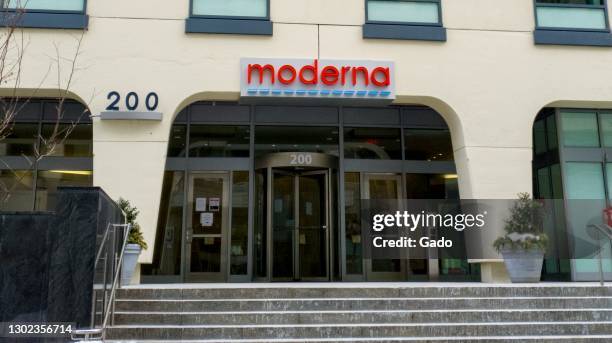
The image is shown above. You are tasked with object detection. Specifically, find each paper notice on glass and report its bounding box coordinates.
[200,212,213,227]
[305,202,313,216]
[196,198,207,212]
[274,199,283,213]
[209,198,220,212]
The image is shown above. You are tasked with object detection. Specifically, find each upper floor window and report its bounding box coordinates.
[191,0,268,19]
[535,0,608,30]
[363,0,446,41]
[186,0,272,35]
[0,0,88,29]
[366,0,442,25]
[2,0,85,13]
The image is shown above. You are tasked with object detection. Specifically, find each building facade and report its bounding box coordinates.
[1,0,612,283]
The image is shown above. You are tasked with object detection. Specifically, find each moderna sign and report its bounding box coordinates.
[240,58,395,101]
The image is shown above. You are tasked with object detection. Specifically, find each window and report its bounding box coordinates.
[1,0,88,29]
[187,0,272,35]
[404,129,453,161]
[367,0,441,25]
[192,0,267,18]
[560,111,600,147]
[535,0,608,30]
[256,126,339,157]
[3,0,85,12]
[189,125,250,158]
[363,0,446,41]
[344,127,402,160]
[0,99,93,211]
[533,1,612,46]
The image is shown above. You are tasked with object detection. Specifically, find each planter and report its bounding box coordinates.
[121,244,141,286]
[501,248,544,283]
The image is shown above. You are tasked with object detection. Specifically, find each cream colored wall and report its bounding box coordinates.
[5,0,612,263]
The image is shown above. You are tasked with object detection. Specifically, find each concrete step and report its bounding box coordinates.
[117,286,612,300]
[112,309,612,325]
[105,322,612,340]
[114,296,612,312]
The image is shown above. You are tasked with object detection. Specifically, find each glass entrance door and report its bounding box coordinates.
[185,172,229,282]
[271,169,330,281]
[363,173,406,281]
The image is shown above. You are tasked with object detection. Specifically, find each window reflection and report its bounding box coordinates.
[189,125,250,158]
[41,124,92,157]
[35,170,93,211]
[344,127,401,160]
[344,172,362,275]
[0,170,34,211]
[142,171,184,276]
[231,171,249,275]
[255,126,339,156]
[404,129,453,161]
[0,123,38,156]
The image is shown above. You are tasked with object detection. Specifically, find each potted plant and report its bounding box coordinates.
[118,198,148,286]
[493,193,549,283]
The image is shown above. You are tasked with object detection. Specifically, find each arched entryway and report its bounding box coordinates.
[142,102,475,283]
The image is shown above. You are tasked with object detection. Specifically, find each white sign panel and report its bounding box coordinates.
[240,58,395,101]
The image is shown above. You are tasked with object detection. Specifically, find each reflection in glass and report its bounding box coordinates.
[0,170,34,211]
[231,171,249,275]
[255,126,339,156]
[344,128,401,160]
[254,168,267,278]
[272,172,295,279]
[0,123,38,156]
[167,125,187,157]
[4,0,85,11]
[142,171,184,276]
[536,6,607,30]
[561,111,599,147]
[35,170,93,211]
[564,162,608,274]
[190,237,222,273]
[599,113,612,148]
[41,124,92,157]
[344,173,362,275]
[534,119,547,155]
[189,125,250,158]
[405,174,459,199]
[192,0,267,18]
[367,0,440,24]
[404,129,453,161]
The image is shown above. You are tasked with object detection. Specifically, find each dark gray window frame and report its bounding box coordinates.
[553,107,612,281]
[362,0,446,41]
[186,0,272,35]
[533,0,612,46]
[0,99,93,211]
[0,1,89,29]
[151,102,457,283]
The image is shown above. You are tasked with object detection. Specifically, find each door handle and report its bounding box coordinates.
[186,228,193,243]
[322,225,327,230]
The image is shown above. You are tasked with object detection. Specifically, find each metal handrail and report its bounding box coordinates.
[588,224,612,286]
[72,222,132,341]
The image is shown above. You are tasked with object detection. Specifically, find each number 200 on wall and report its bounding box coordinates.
[106,91,159,112]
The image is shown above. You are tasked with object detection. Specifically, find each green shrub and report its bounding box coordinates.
[493,193,548,252]
[118,198,148,250]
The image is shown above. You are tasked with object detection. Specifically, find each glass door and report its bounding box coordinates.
[363,173,406,281]
[298,171,329,281]
[270,169,330,281]
[271,170,295,280]
[185,172,229,282]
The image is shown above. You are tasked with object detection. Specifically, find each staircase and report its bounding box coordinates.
[106,283,612,342]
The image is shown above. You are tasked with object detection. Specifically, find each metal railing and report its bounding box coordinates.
[72,222,132,341]
[588,224,612,286]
